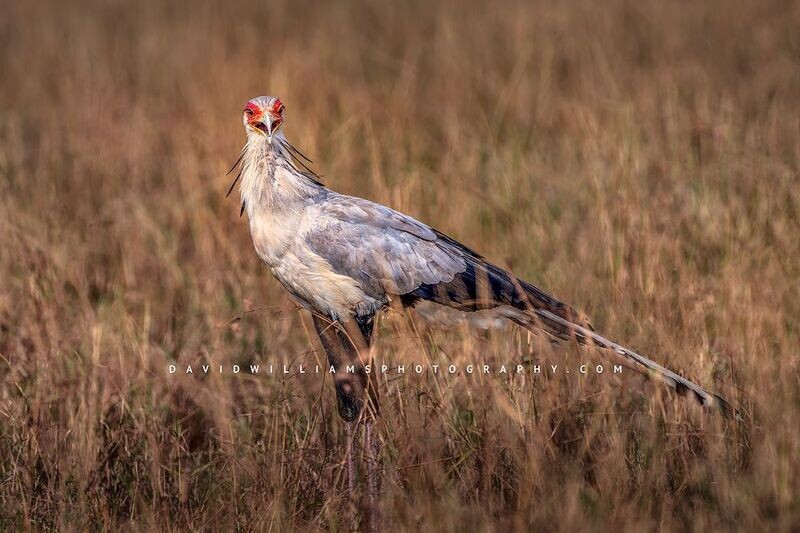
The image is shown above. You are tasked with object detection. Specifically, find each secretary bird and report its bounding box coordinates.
[227,95,739,506]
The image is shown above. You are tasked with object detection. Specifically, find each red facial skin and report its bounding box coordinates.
[244,100,284,133]
[269,99,285,130]
[244,102,263,124]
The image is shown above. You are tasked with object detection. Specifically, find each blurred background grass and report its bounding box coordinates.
[0,0,798,529]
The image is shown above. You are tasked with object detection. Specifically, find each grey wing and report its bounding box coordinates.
[304,194,592,338]
[304,195,468,299]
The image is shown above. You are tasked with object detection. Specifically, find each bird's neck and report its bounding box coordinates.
[239,133,323,219]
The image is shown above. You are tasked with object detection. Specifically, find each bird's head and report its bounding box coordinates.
[243,96,285,144]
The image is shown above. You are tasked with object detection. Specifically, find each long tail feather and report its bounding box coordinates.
[404,252,740,420]
[528,308,741,420]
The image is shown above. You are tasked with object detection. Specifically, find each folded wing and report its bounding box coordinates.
[304,194,588,333]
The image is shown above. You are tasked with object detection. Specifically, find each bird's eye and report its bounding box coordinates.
[270,100,285,117]
[244,107,254,117]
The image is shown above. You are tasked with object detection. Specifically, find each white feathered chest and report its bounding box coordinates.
[241,143,383,320]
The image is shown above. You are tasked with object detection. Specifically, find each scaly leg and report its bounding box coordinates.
[345,420,357,498]
[364,418,381,532]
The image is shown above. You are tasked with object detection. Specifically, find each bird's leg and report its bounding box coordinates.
[345,420,357,497]
[313,316,370,421]
[313,314,382,527]
[313,316,363,502]
[312,315,374,496]
[346,313,381,532]
[363,415,381,533]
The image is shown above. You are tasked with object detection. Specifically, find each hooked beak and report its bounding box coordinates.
[250,118,271,142]
[250,116,281,144]
[265,120,274,144]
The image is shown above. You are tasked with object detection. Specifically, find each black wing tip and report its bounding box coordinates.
[677,380,742,422]
[399,292,421,308]
[709,393,744,422]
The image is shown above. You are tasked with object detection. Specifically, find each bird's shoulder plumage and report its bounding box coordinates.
[302,194,470,299]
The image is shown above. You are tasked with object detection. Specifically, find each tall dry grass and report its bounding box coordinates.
[1,0,798,530]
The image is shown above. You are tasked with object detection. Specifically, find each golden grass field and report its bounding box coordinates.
[1,0,799,530]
